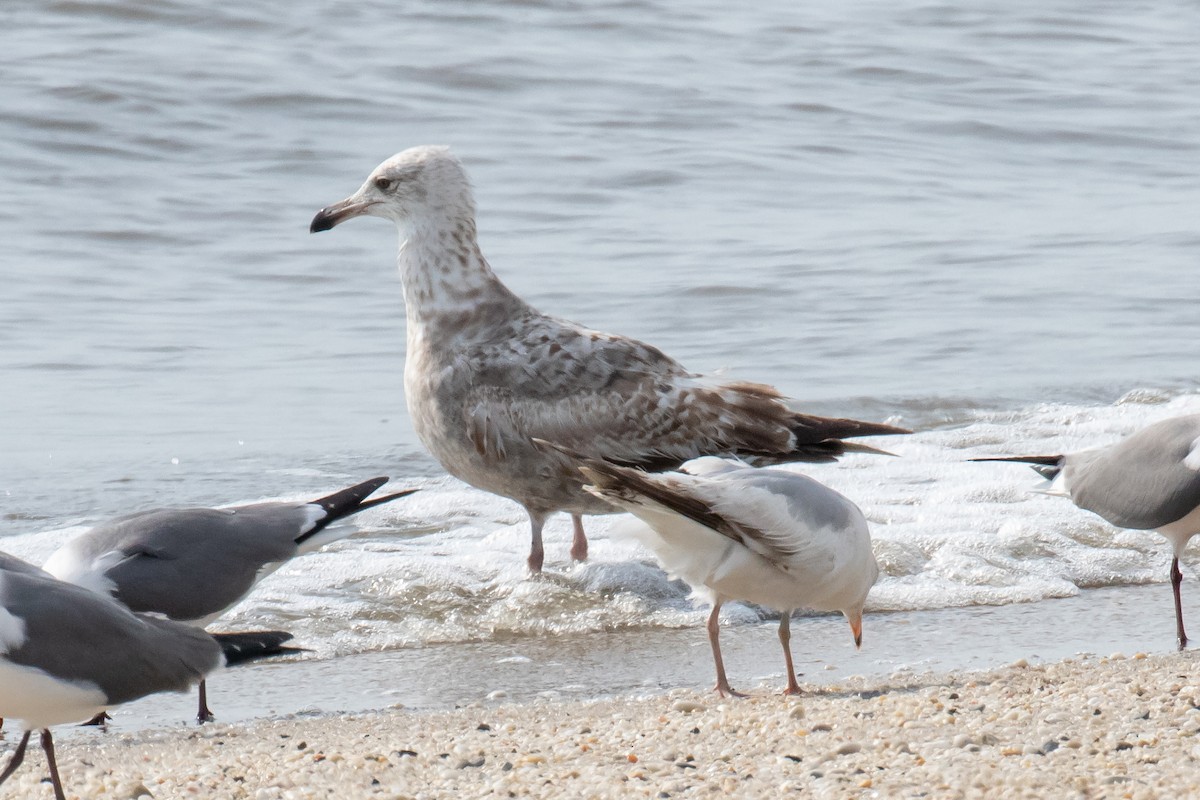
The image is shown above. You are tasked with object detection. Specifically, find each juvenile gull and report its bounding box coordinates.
[310,145,907,572]
[974,413,1200,648]
[43,477,416,721]
[0,553,221,800]
[539,447,879,696]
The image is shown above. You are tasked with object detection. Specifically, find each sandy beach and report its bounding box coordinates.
[5,649,1199,799]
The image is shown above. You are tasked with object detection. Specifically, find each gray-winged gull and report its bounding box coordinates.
[310,145,907,573]
[0,553,221,799]
[538,443,879,697]
[974,413,1200,648]
[43,476,416,721]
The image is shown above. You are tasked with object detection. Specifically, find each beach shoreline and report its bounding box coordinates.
[4,649,1199,799]
[25,581,1189,740]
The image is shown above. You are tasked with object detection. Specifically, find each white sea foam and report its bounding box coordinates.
[4,391,1198,659]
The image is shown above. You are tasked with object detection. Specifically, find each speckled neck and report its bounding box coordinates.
[395,213,529,341]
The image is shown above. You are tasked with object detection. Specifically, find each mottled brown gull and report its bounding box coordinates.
[974,413,1200,649]
[310,145,907,572]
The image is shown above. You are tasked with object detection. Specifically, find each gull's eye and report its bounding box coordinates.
[374,177,393,191]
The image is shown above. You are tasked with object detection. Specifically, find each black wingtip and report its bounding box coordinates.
[295,477,418,545]
[852,421,912,437]
[352,487,420,513]
[968,454,1063,466]
[314,476,391,515]
[212,630,304,665]
[969,454,1064,480]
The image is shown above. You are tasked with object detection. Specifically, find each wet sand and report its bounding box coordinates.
[4,647,1200,799]
[33,581,1193,733]
[3,583,1199,798]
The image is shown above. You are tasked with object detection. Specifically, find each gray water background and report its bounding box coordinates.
[4,0,1198,522]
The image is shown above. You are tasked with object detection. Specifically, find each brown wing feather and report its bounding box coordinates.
[459,317,906,470]
[574,457,797,558]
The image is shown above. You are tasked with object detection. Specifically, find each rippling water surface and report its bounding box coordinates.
[2,1,1199,662]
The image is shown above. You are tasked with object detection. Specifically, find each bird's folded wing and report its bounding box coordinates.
[456,320,797,469]
[80,509,305,620]
[1070,435,1200,530]
[698,475,847,573]
[580,460,806,567]
[2,569,221,705]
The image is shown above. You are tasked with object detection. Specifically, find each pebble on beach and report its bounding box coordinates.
[3,651,1200,798]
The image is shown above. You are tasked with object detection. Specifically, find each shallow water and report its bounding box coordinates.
[37,581,1196,736]
[6,392,1200,660]
[2,0,1199,703]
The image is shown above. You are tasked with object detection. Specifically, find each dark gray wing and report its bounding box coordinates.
[60,504,311,621]
[1068,415,1200,530]
[0,552,51,578]
[573,457,783,555]
[1,567,220,706]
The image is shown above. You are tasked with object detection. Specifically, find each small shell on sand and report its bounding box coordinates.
[4,651,1200,798]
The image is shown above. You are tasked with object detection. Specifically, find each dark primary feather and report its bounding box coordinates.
[970,454,1064,481]
[211,630,302,665]
[297,478,416,545]
[571,457,781,556]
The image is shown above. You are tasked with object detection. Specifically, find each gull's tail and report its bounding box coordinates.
[705,380,910,464]
[764,412,909,463]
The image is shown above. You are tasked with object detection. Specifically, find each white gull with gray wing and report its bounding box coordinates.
[42,477,415,721]
[0,552,221,799]
[543,450,879,697]
[974,413,1200,648]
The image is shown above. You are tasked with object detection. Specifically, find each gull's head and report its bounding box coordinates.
[310,145,473,234]
[846,608,864,649]
[842,557,878,649]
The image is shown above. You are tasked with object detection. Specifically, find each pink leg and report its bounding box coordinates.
[570,514,588,562]
[527,510,547,573]
[1172,557,1188,650]
[778,613,802,695]
[40,730,66,800]
[0,730,31,787]
[707,601,745,698]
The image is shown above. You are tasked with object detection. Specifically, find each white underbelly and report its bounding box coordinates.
[0,659,107,728]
